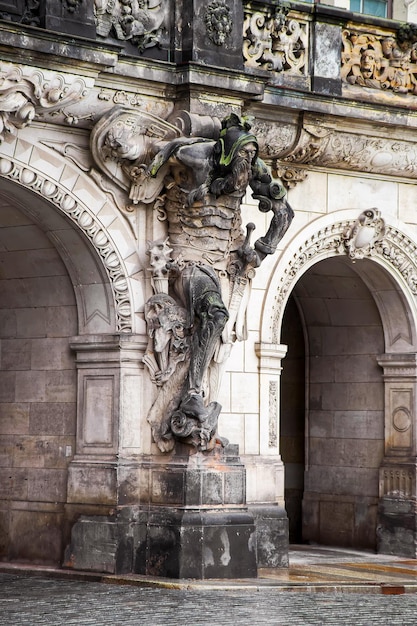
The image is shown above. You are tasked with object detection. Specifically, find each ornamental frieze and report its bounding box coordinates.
[342,28,417,95]
[278,115,417,179]
[0,63,90,142]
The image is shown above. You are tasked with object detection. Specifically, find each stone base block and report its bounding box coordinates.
[64,505,257,578]
[249,505,289,568]
[136,508,257,579]
[377,497,417,558]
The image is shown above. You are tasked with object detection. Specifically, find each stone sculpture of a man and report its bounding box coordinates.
[138,113,294,451]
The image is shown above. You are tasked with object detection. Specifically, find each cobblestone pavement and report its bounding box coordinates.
[1,572,417,626]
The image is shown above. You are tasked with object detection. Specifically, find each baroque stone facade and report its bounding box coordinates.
[2,0,417,577]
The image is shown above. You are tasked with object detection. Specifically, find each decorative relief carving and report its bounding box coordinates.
[0,156,132,332]
[94,0,168,52]
[204,0,232,46]
[271,215,417,342]
[273,164,308,189]
[64,0,82,12]
[392,406,412,432]
[249,118,299,158]
[383,467,414,497]
[243,4,307,75]
[269,380,278,447]
[280,116,417,179]
[342,28,417,95]
[342,208,385,260]
[0,63,89,141]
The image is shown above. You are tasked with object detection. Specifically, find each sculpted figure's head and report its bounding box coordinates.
[360,49,378,79]
[210,114,259,195]
[104,120,144,160]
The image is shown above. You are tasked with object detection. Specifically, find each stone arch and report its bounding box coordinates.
[0,136,141,334]
[262,208,417,353]
[265,208,417,554]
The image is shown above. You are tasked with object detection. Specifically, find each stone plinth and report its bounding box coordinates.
[64,445,261,578]
[377,497,417,558]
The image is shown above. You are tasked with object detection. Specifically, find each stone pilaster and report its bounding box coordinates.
[251,342,289,568]
[377,354,417,557]
[66,334,147,511]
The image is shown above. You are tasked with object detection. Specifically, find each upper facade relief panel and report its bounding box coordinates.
[2,0,417,113]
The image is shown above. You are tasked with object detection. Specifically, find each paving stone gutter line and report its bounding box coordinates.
[1,563,417,594]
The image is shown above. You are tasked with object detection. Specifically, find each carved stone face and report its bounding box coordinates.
[237,142,257,165]
[360,49,377,78]
[104,122,144,160]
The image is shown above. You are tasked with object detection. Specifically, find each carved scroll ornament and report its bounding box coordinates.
[0,63,89,142]
[94,0,168,51]
[342,29,417,95]
[243,4,307,75]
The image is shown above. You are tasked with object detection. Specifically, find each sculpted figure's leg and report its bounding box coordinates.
[179,265,229,420]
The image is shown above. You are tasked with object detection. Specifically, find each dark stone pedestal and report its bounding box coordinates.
[64,445,262,579]
[136,508,256,578]
[377,497,417,558]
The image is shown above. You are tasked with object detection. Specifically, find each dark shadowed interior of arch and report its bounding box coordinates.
[281,256,385,549]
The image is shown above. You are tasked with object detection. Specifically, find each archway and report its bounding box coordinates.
[263,208,417,554]
[281,256,385,548]
[0,172,131,564]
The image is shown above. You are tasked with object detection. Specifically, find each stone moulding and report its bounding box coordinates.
[0,155,133,333]
[269,216,417,343]
[279,115,417,179]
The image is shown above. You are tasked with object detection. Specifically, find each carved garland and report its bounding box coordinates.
[270,218,417,342]
[0,156,132,332]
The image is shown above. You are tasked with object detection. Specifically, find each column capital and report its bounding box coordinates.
[377,353,417,379]
[255,342,288,373]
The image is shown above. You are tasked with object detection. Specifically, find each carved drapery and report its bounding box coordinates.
[243,4,308,75]
[270,213,417,342]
